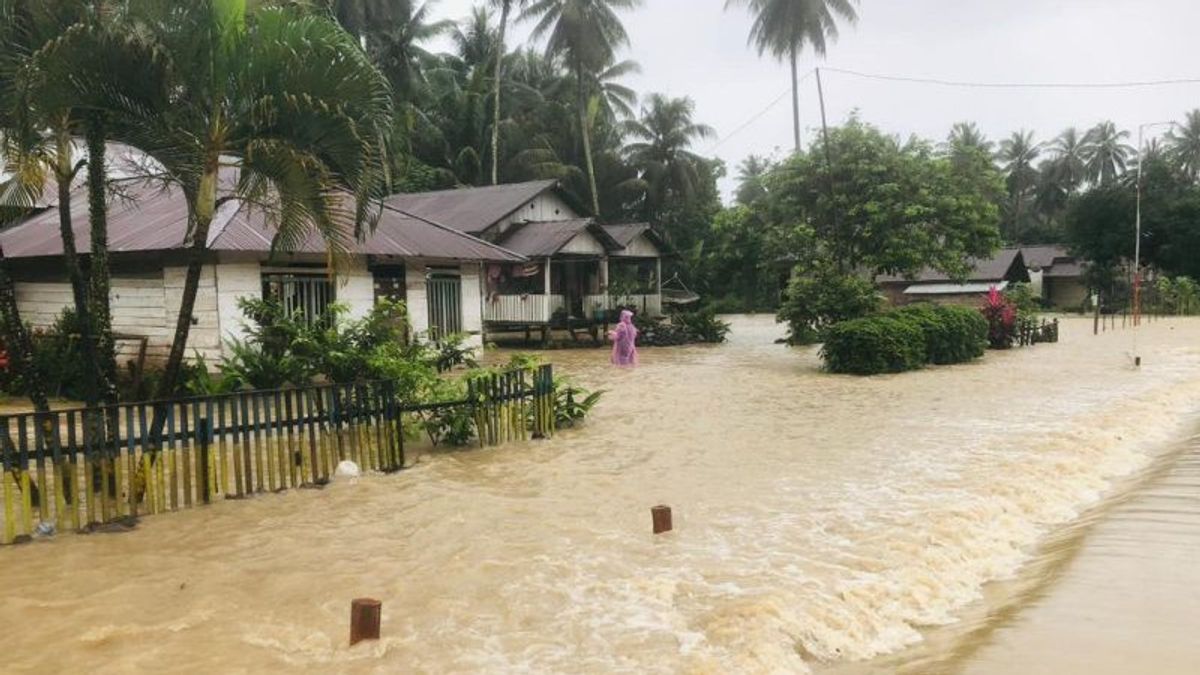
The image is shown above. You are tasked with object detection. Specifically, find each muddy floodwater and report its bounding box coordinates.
[2,316,1200,673]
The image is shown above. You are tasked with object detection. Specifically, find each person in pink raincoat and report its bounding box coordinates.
[609,309,639,367]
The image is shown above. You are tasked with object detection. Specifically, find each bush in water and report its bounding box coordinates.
[632,309,731,347]
[778,264,881,345]
[821,315,927,375]
[890,304,988,365]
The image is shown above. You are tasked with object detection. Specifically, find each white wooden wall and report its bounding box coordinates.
[490,192,579,236]
[338,258,376,321]
[213,261,261,346]
[13,257,487,368]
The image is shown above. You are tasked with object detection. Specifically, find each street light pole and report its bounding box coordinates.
[1133,120,1179,366]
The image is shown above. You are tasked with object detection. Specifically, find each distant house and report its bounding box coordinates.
[386,181,669,330]
[876,248,1031,305]
[1020,244,1089,309]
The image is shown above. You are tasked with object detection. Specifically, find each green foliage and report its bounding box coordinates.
[19,309,88,400]
[890,304,987,365]
[632,309,729,347]
[1004,282,1042,315]
[1154,276,1200,315]
[670,309,730,343]
[820,316,927,375]
[821,303,989,375]
[554,377,604,429]
[762,118,1003,279]
[778,263,881,344]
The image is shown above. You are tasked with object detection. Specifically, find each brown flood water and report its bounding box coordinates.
[2,316,1200,673]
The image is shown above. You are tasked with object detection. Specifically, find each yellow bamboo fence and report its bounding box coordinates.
[0,365,555,545]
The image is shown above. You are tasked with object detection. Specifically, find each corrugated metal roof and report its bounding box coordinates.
[877,248,1028,284]
[495,219,624,258]
[905,281,1009,295]
[0,176,524,263]
[600,222,673,255]
[384,180,559,234]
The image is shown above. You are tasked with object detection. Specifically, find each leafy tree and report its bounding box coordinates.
[726,0,858,153]
[778,259,880,344]
[763,118,1002,278]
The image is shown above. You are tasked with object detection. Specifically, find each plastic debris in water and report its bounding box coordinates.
[335,460,361,479]
[36,522,55,537]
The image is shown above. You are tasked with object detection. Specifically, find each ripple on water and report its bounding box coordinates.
[2,316,1200,674]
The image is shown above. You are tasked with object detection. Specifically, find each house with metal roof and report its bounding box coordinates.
[386,180,670,331]
[0,170,524,366]
[876,248,1032,306]
[1,166,669,367]
[1020,244,1089,309]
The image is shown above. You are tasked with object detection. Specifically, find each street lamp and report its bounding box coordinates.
[1133,120,1180,366]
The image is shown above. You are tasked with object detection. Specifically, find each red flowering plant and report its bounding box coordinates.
[980,286,1018,349]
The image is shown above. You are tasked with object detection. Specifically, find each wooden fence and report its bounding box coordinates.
[0,364,555,545]
[1016,317,1060,347]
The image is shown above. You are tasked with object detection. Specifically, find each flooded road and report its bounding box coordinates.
[2,315,1200,673]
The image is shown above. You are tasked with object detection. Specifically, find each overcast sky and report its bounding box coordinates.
[432,0,1200,201]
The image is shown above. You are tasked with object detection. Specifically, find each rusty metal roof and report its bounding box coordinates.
[0,177,524,263]
[494,219,624,258]
[384,180,560,234]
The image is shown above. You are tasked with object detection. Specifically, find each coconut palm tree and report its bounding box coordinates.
[489,0,528,185]
[96,1,393,399]
[365,0,453,103]
[996,130,1041,242]
[1034,127,1090,222]
[1083,121,1135,185]
[524,0,642,217]
[735,154,771,205]
[725,0,858,153]
[945,121,992,163]
[623,94,715,222]
[1166,109,1200,182]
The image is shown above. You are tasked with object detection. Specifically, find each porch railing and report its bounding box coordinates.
[583,294,663,319]
[483,294,565,324]
[0,365,555,545]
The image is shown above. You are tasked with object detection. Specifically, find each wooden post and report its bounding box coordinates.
[350,598,382,646]
[197,418,210,505]
[651,505,672,534]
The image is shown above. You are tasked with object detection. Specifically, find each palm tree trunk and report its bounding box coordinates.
[491,0,511,186]
[85,114,117,406]
[155,165,218,401]
[53,125,102,412]
[790,46,802,153]
[577,62,601,218]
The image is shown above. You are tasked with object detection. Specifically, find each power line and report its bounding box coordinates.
[708,69,816,152]
[821,67,1200,90]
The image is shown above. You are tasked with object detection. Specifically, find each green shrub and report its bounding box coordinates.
[670,309,731,343]
[820,315,926,375]
[891,304,987,365]
[778,264,881,344]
